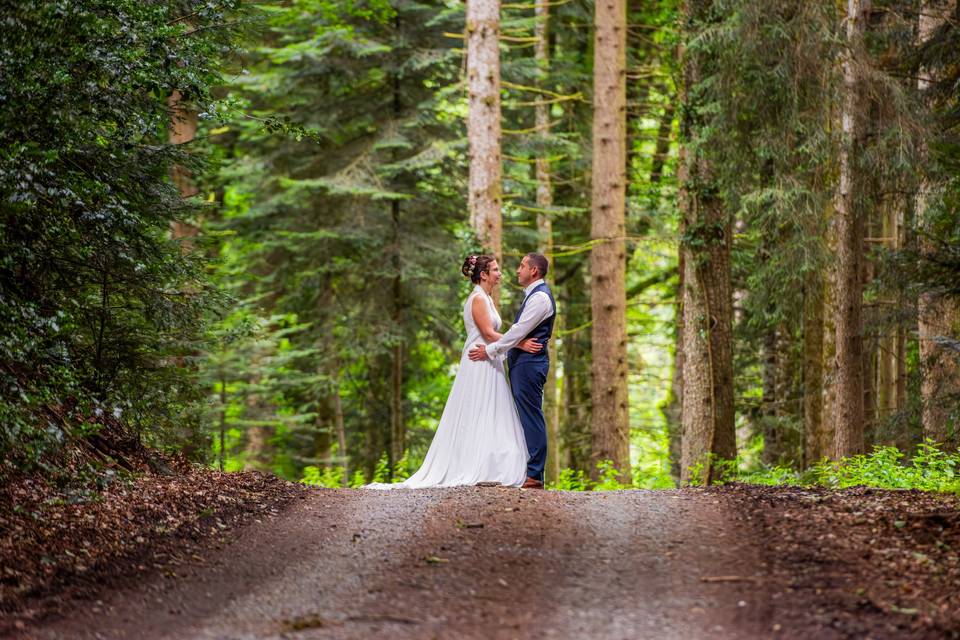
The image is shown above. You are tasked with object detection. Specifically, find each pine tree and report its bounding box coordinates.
[677,0,736,483]
[590,0,631,481]
[832,0,869,457]
[533,0,561,484]
[0,0,240,469]
[916,0,960,448]
[211,0,466,479]
[467,0,503,265]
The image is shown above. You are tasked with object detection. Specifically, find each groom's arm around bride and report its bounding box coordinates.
[468,254,554,364]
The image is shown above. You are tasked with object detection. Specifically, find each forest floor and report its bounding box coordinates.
[3,473,960,639]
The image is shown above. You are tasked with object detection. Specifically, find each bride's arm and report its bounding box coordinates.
[471,297,542,353]
[471,296,503,343]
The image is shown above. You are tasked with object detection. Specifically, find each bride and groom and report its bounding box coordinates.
[368,252,555,490]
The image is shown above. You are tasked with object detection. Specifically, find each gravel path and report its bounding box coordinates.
[22,487,774,639]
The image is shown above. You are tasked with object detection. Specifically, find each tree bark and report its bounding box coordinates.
[467,0,503,271]
[168,89,200,241]
[314,387,332,469]
[916,0,959,448]
[219,371,227,472]
[333,380,349,487]
[802,267,825,467]
[777,323,801,465]
[678,0,736,485]
[877,199,899,424]
[821,233,839,461]
[389,38,406,471]
[760,326,779,464]
[391,340,404,470]
[590,0,631,482]
[664,250,684,482]
[832,0,869,458]
[535,0,560,484]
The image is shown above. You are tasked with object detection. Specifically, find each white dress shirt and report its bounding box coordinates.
[486,279,554,360]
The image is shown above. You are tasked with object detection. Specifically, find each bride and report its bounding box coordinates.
[366,255,542,489]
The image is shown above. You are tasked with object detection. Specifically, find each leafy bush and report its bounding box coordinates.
[550,468,592,491]
[734,442,960,493]
[0,0,242,474]
[547,460,666,491]
[300,465,344,488]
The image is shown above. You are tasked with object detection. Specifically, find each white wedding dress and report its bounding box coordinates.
[366,286,529,489]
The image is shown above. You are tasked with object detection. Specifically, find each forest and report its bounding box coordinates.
[3,0,960,636]
[4,0,958,489]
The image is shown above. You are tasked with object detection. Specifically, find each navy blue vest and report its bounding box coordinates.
[507,282,556,367]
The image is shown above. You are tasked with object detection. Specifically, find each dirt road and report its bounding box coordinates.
[20,486,774,639]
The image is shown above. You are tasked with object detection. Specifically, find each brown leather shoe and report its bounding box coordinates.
[521,477,544,489]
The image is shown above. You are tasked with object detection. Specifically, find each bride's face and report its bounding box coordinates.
[484,260,502,286]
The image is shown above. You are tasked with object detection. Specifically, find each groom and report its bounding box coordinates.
[469,253,555,489]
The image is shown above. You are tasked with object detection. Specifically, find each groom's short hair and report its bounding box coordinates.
[525,252,549,279]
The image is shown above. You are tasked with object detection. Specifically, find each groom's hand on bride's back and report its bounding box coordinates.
[468,344,488,361]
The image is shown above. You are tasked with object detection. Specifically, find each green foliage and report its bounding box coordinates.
[550,468,592,491]
[299,464,344,488]
[735,443,960,494]
[809,444,960,493]
[391,452,413,482]
[593,460,632,491]
[199,0,684,487]
[548,460,674,491]
[733,464,803,487]
[202,0,470,482]
[0,0,242,473]
[348,469,368,489]
[372,454,391,484]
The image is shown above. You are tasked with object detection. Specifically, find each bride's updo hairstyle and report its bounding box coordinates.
[461,254,495,284]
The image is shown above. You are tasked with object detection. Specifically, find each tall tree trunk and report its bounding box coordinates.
[803,267,825,467]
[590,0,630,482]
[535,0,560,484]
[664,250,684,482]
[877,199,899,424]
[821,244,839,460]
[761,326,779,465]
[391,339,404,470]
[467,0,503,275]
[314,388,332,469]
[678,0,736,485]
[168,89,199,241]
[832,0,869,458]
[333,380,348,487]
[761,321,801,467]
[862,218,878,447]
[679,194,735,483]
[219,370,227,472]
[916,0,959,448]
[390,27,406,471]
[777,323,802,465]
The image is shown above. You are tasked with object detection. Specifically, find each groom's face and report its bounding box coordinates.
[516,257,538,287]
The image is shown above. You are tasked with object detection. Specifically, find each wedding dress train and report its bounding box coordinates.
[366,286,528,489]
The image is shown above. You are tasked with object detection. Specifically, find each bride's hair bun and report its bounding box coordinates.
[461,254,495,284]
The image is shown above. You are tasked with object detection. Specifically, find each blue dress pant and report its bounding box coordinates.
[509,360,549,482]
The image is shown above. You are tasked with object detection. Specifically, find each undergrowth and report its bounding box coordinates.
[299,443,960,493]
[734,442,960,493]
